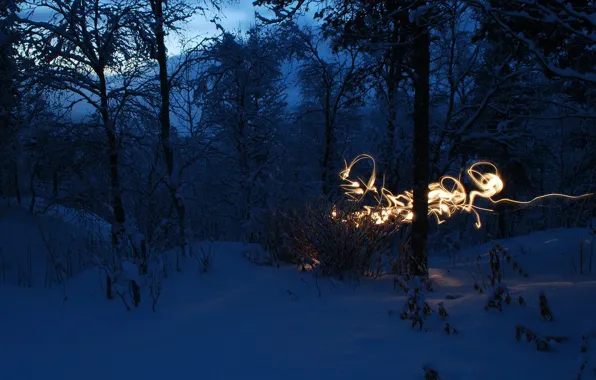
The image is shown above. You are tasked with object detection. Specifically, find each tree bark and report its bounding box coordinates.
[98,68,126,247]
[99,64,126,300]
[153,0,187,257]
[321,91,334,197]
[382,2,407,193]
[410,12,430,276]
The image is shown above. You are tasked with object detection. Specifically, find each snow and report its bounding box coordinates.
[121,260,140,283]
[0,207,595,379]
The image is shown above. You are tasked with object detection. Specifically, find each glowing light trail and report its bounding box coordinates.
[337,154,593,228]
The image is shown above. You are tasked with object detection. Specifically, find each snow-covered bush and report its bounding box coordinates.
[514,324,568,352]
[465,242,529,311]
[394,274,435,331]
[254,208,296,267]
[189,240,216,273]
[576,333,596,380]
[423,366,440,380]
[276,198,399,279]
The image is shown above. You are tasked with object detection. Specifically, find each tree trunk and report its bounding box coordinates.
[99,69,126,247]
[52,170,59,198]
[410,13,430,276]
[384,79,399,192]
[321,93,334,197]
[382,10,405,194]
[99,65,126,300]
[154,0,187,257]
[13,159,21,205]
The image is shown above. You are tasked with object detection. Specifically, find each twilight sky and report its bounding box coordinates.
[167,0,272,55]
[167,0,318,55]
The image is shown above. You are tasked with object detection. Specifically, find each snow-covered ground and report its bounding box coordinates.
[1,205,595,380]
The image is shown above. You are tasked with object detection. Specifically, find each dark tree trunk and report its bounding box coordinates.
[410,13,431,276]
[99,66,126,301]
[52,170,59,198]
[99,68,126,247]
[153,0,187,257]
[0,1,18,154]
[321,94,334,197]
[384,77,399,192]
[382,4,407,193]
[13,160,21,205]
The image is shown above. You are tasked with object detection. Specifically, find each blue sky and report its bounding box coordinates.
[23,0,271,56]
[167,0,319,54]
[167,0,271,55]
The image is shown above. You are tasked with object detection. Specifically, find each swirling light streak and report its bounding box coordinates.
[337,154,592,228]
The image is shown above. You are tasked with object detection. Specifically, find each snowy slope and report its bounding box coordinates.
[0,202,110,287]
[0,212,595,379]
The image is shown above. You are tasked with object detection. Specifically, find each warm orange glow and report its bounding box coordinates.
[336,154,592,228]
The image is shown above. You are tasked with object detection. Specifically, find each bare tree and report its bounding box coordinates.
[199,27,289,241]
[294,26,369,197]
[133,0,222,257]
[16,0,150,246]
[468,0,596,84]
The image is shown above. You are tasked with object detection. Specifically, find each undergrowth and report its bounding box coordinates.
[259,198,400,280]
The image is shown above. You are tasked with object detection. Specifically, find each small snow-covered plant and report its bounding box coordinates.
[539,291,553,321]
[490,243,529,282]
[464,254,488,294]
[397,275,434,331]
[575,241,590,275]
[586,222,595,275]
[518,295,526,306]
[514,325,568,352]
[444,322,457,335]
[17,244,33,288]
[465,243,528,311]
[576,334,590,379]
[92,239,143,312]
[442,230,462,267]
[191,242,215,273]
[575,333,596,380]
[390,235,424,278]
[423,366,440,380]
[243,244,276,267]
[112,260,141,311]
[148,262,163,313]
[0,249,7,285]
[437,302,449,318]
[142,243,172,312]
[484,244,511,311]
[484,282,510,312]
[515,324,524,341]
[488,243,502,285]
[39,226,74,289]
[255,208,294,266]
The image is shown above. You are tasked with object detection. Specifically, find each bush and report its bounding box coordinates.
[265,198,400,279]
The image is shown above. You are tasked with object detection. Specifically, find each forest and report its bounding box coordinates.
[2,1,596,378]
[1,1,596,377]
